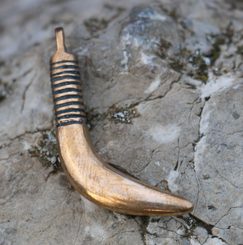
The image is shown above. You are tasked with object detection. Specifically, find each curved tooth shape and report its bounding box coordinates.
[50,27,193,216]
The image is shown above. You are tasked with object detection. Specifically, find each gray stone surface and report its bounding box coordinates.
[0,0,243,244]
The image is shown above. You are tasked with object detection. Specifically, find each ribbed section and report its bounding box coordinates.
[50,59,86,127]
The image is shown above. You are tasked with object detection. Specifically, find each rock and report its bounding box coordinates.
[1,0,243,244]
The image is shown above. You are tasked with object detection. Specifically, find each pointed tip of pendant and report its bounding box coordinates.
[129,186,194,216]
[158,193,194,216]
[177,197,194,213]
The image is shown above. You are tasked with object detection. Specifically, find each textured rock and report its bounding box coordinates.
[1,0,243,244]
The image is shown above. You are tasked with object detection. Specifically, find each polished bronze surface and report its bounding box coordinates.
[50,27,193,216]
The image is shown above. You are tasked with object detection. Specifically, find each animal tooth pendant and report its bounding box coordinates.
[50,27,193,216]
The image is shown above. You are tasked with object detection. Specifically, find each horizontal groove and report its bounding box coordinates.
[52,81,81,89]
[51,60,78,65]
[54,94,82,102]
[54,101,83,109]
[57,114,85,120]
[51,75,80,82]
[53,87,82,95]
[52,70,80,77]
[55,103,83,110]
[55,108,85,115]
[50,65,80,70]
[57,120,84,127]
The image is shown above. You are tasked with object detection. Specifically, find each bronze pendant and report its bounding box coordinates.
[50,27,193,216]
